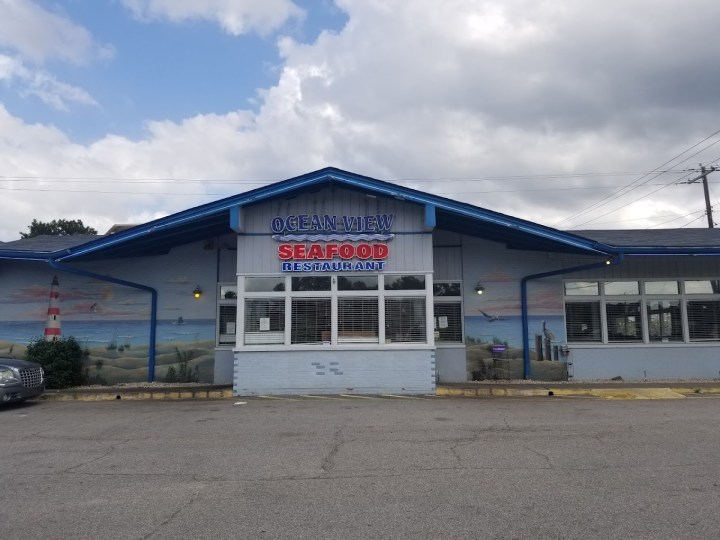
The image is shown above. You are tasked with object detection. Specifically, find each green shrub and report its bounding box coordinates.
[25,337,85,389]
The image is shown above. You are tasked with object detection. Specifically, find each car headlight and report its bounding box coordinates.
[0,367,19,384]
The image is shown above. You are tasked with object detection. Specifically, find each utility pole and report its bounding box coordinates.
[684,164,718,228]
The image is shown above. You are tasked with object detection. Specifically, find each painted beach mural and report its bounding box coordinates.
[464,276,568,381]
[0,270,216,384]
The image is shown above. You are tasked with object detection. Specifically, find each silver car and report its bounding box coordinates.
[0,358,45,404]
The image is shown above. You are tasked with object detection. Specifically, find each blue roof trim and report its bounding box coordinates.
[3,166,718,262]
[0,167,618,260]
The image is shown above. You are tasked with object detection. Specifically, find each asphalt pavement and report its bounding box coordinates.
[2,396,720,539]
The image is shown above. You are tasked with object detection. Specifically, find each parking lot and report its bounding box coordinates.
[2,395,720,539]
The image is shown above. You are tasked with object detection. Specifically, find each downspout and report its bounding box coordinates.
[520,253,624,379]
[48,258,159,383]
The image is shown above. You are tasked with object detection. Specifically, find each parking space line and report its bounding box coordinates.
[381,394,421,399]
[300,394,339,399]
[258,395,298,401]
[339,394,378,399]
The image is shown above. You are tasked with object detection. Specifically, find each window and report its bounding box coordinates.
[245,277,285,292]
[565,302,601,342]
[218,283,238,346]
[239,273,431,347]
[564,278,720,345]
[385,275,425,290]
[647,300,683,342]
[292,276,331,291]
[645,281,678,295]
[385,298,426,343]
[218,305,237,345]
[338,275,378,291]
[565,281,599,295]
[291,298,331,344]
[687,300,720,341]
[685,280,720,294]
[433,302,462,343]
[433,282,461,296]
[604,281,639,295]
[244,299,285,344]
[433,281,462,344]
[338,297,379,343]
[606,302,642,342]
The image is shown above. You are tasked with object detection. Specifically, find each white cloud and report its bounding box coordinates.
[0,0,112,64]
[2,0,720,240]
[121,0,304,35]
[0,54,97,110]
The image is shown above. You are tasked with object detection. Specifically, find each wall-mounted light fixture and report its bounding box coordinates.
[193,285,203,299]
[475,282,485,295]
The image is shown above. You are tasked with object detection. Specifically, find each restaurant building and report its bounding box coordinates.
[1,167,720,394]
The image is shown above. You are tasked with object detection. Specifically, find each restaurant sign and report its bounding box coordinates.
[271,213,394,272]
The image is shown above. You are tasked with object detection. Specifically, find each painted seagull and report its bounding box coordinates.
[479,310,502,322]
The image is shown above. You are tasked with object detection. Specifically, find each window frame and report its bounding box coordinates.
[235,273,434,349]
[432,280,464,346]
[563,278,720,345]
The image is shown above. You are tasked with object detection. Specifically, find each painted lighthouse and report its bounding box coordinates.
[44,275,61,341]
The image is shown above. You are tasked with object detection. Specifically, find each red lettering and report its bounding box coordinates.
[373,243,389,259]
[339,244,354,259]
[307,244,324,259]
[325,243,339,259]
[292,244,307,259]
[356,243,372,259]
[278,244,293,260]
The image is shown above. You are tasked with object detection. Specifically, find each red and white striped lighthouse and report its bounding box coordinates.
[44,275,61,342]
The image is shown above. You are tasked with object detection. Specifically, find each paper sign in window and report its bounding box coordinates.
[259,318,270,331]
[438,316,448,329]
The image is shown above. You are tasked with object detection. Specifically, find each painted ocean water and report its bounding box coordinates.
[465,315,566,348]
[0,319,215,347]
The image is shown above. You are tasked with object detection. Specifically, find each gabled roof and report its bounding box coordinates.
[577,229,720,255]
[0,235,101,260]
[0,167,717,262]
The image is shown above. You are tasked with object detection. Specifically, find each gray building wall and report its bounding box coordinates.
[236,186,432,274]
[234,349,436,395]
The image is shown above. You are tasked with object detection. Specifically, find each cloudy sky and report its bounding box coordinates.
[1,0,720,241]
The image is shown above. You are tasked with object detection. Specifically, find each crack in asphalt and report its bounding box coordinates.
[141,486,203,539]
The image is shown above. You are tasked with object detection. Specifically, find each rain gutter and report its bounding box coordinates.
[520,253,624,379]
[48,258,159,383]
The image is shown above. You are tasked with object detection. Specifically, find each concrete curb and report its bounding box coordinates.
[435,385,720,400]
[36,385,720,402]
[40,387,234,402]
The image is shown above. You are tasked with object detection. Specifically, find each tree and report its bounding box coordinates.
[20,219,98,239]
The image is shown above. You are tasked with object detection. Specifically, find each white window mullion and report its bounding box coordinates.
[426,273,434,346]
[236,276,245,349]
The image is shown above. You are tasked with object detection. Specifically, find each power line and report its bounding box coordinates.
[553,129,720,227]
[0,168,694,185]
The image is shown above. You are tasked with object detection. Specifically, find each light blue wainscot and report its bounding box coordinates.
[233,348,436,396]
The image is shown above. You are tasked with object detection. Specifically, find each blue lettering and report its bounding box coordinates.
[286,215,298,232]
[365,215,376,231]
[298,214,309,231]
[271,217,285,234]
[310,214,323,230]
[375,214,394,231]
[282,262,292,271]
[341,216,357,232]
[323,215,337,231]
[342,261,352,271]
[353,261,364,271]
